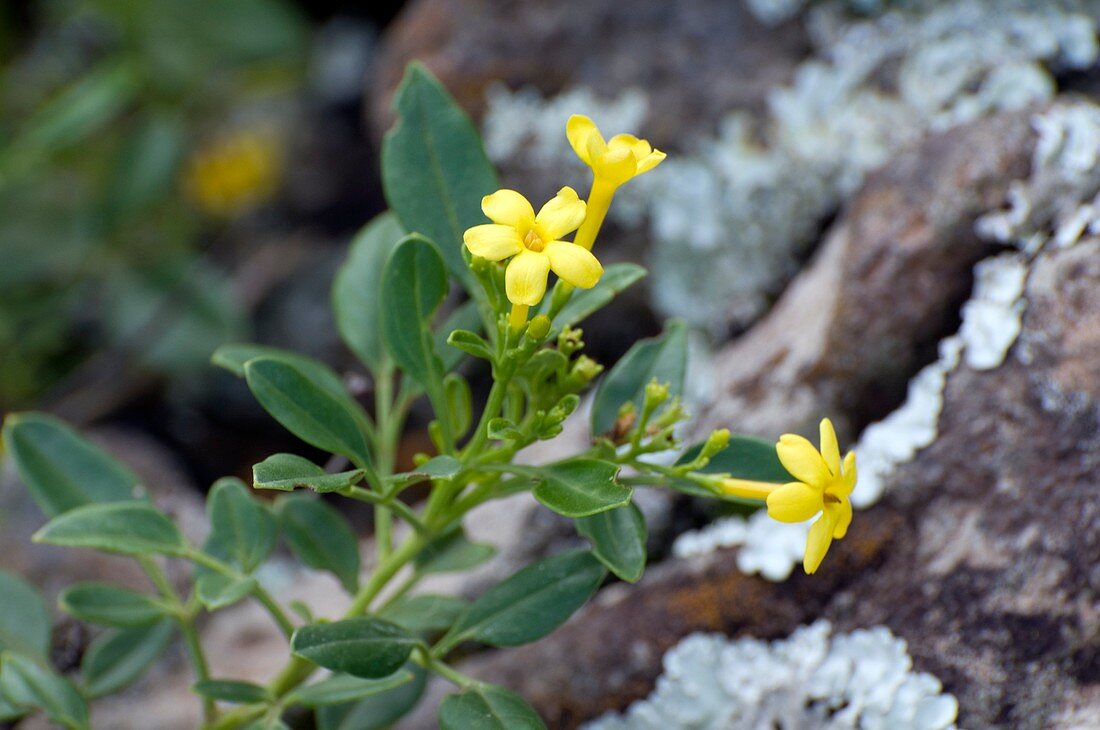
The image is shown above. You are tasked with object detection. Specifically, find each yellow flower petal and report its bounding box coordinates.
[766,481,823,523]
[535,187,586,240]
[831,500,852,539]
[608,133,650,159]
[819,418,841,476]
[804,508,838,574]
[594,145,637,185]
[463,224,523,261]
[839,451,857,497]
[635,148,666,174]
[482,189,535,227]
[505,250,551,306]
[545,241,603,289]
[567,114,603,166]
[776,434,831,488]
[718,478,777,501]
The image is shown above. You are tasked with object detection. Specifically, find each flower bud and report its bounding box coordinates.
[643,379,670,409]
[526,314,551,340]
[700,428,730,460]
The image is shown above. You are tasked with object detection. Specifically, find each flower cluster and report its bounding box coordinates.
[463,115,665,329]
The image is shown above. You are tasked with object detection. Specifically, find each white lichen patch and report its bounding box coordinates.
[958,255,1029,371]
[583,621,958,730]
[672,512,809,582]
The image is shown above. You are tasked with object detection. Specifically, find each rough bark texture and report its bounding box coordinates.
[367,0,809,144]
[402,113,1100,729]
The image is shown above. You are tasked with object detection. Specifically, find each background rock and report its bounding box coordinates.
[367,0,808,145]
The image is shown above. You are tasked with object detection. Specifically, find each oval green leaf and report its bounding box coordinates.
[206,478,276,573]
[291,618,416,679]
[253,453,365,493]
[286,671,413,708]
[591,319,689,436]
[33,502,186,556]
[195,573,258,610]
[379,235,448,390]
[244,357,372,468]
[59,582,168,627]
[531,460,631,518]
[440,550,606,651]
[0,571,51,660]
[575,503,648,583]
[81,621,174,698]
[193,679,271,705]
[552,263,647,329]
[315,663,427,730]
[439,685,545,730]
[377,594,468,634]
[2,412,140,517]
[333,212,406,373]
[0,653,89,730]
[381,63,499,289]
[276,494,361,593]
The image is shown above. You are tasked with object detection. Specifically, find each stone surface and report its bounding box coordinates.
[367,0,808,144]
[700,110,1036,442]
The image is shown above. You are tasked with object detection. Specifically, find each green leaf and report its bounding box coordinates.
[0,571,51,661]
[0,653,89,730]
[333,212,407,373]
[33,502,186,557]
[19,62,137,154]
[193,679,271,704]
[81,621,174,698]
[591,319,689,436]
[315,663,427,730]
[530,460,631,518]
[195,573,258,610]
[446,330,493,361]
[379,235,448,390]
[575,504,647,583]
[440,550,605,650]
[381,63,499,289]
[212,344,345,392]
[105,112,185,216]
[276,494,360,593]
[439,685,545,730]
[286,671,413,708]
[389,455,462,489]
[681,434,793,483]
[377,594,468,633]
[415,526,496,575]
[59,583,168,627]
[2,412,140,517]
[291,618,416,679]
[552,263,647,329]
[207,478,276,573]
[244,357,372,468]
[253,454,365,493]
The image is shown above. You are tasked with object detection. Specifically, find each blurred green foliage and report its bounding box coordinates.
[0,0,308,409]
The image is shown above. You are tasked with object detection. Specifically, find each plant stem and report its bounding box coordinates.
[374,365,397,560]
[185,551,295,639]
[428,658,477,689]
[138,557,215,723]
[340,485,427,533]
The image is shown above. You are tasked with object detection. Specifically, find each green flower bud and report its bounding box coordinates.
[526,314,551,340]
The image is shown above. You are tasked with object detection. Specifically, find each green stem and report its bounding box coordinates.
[347,532,428,615]
[428,658,477,689]
[138,557,214,723]
[374,365,397,560]
[185,551,295,639]
[339,485,427,533]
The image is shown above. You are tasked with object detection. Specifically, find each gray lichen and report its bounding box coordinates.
[583,621,958,730]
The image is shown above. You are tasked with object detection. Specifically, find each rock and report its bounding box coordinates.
[701,110,1036,441]
[367,0,809,144]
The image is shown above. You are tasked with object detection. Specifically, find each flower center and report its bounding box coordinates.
[523,229,546,252]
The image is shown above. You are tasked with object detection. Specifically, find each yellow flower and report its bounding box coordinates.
[463,187,603,309]
[567,115,666,187]
[766,418,857,575]
[184,128,282,218]
[565,115,665,252]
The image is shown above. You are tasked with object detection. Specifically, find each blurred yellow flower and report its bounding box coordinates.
[767,418,857,575]
[566,114,665,252]
[184,128,281,218]
[464,187,603,328]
